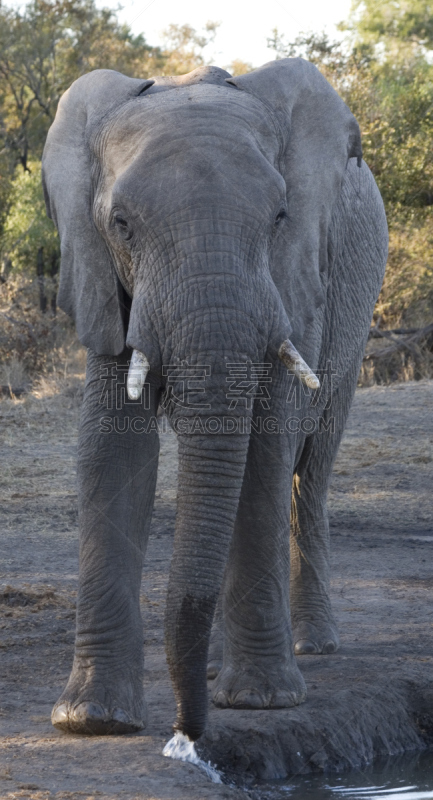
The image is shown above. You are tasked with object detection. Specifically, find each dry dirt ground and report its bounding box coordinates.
[0,365,433,800]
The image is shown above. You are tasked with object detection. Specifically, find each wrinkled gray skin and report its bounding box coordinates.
[42,60,388,741]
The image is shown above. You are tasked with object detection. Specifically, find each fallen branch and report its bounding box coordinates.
[369,327,420,338]
[364,323,433,361]
[0,312,38,342]
[0,385,28,398]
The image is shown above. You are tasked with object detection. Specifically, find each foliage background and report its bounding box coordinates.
[0,0,432,383]
[270,4,433,331]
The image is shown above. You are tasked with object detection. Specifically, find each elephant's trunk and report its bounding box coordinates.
[165,431,250,740]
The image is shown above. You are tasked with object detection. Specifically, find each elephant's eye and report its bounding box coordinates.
[274,210,287,226]
[114,214,132,239]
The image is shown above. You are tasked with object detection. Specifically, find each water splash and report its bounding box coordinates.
[163,732,222,784]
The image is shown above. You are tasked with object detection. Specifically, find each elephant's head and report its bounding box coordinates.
[42,60,361,739]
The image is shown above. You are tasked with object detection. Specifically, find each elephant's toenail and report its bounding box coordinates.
[294,639,319,655]
[232,689,264,709]
[212,690,229,708]
[71,702,107,723]
[51,704,68,727]
[112,708,131,724]
[322,641,337,654]
[112,708,145,732]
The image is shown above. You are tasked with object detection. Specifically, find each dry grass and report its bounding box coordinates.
[357,209,433,385]
[377,211,433,330]
[0,585,75,612]
[359,329,433,386]
[0,274,80,390]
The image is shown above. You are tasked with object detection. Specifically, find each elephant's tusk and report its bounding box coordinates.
[127,349,150,400]
[278,340,320,390]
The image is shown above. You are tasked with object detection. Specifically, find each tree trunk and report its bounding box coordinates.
[0,257,12,284]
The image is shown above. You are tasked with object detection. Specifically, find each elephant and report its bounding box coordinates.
[42,58,388,742]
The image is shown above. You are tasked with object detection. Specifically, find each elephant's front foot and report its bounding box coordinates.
[51,662,147,735]
[212,661,307,709]
[292,619,339,655]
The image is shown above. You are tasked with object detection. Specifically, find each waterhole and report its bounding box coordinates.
[256,751,433,800]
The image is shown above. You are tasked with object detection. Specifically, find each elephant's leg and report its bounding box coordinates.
[212,425,307,709]
[52,349,160,734]
[290,368,358,655]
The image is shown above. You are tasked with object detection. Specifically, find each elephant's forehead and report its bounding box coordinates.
[95,84,280,178]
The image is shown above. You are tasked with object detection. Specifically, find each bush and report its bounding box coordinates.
[0,274,75,384]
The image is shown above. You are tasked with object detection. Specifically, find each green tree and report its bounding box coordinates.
[159,22,219,75]
[0,0,163,173]
[0,4,223,288]
[0,0,167,261]
[2,162,58,271]
[268,26,433,327]
[343,0,433,53]
[0,161,59,307]
[226,59,253,76]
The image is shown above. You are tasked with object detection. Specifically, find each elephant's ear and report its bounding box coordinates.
[42,69,154,355]
[226,58,362,343]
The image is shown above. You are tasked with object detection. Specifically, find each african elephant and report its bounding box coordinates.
[42,59,388,742]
